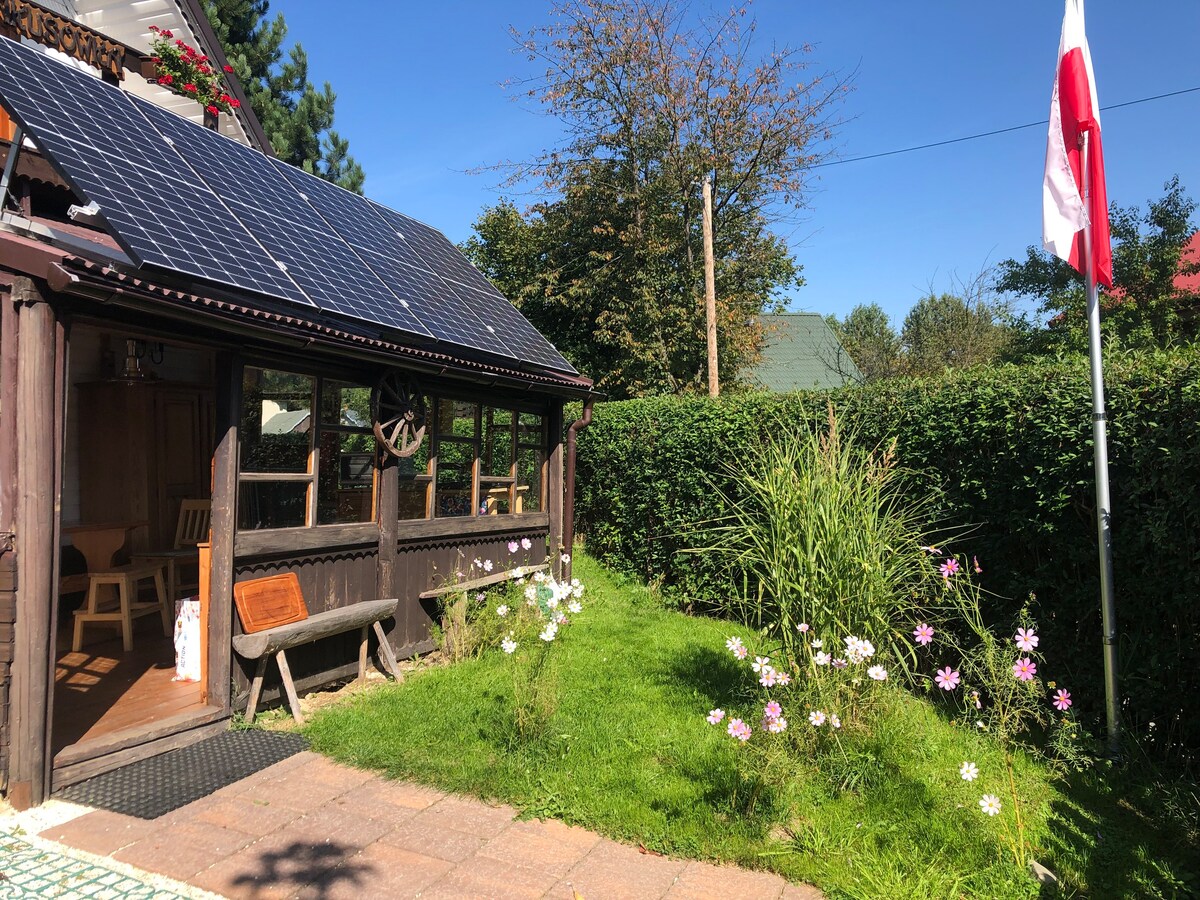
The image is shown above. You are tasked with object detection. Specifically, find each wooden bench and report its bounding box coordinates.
[231,573,402,724]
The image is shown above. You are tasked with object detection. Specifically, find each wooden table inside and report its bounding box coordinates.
[62,522,147,572]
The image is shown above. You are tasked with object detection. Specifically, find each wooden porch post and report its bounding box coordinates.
[547,402,565,579]
[377,455,398,600]
[206,353,239,712]
[9,277,60,808]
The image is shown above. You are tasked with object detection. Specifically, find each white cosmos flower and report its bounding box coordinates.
[811,639,823,649]
[808,710,827,727]
[960,762,979,782]
[979,795,1002,816]
[501,637,517,654]
[814,651,831,666]
[496,605,509,617]
[567,600,582,614]
[867,665,888,681]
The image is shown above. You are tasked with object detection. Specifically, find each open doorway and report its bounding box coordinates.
[53,324,217,764]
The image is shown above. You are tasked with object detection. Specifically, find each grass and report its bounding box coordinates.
[304,553,1199,899]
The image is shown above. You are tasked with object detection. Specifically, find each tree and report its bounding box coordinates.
[997,176,1199,354]
[900,290,1011,377]
[464,0,847,397]
[203,0,364,193]
[826,303,901,382]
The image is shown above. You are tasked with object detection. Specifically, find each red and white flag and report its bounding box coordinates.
[1043,0,1112,288]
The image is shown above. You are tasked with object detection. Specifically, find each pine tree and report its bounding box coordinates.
[203,0,365,193]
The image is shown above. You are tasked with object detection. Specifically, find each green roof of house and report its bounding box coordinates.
[749,313,861,391]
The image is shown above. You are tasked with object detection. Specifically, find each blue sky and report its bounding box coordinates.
[281,1,1200,326]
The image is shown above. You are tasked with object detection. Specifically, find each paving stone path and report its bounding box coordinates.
[26,752,825,899]
[0,831,197,899]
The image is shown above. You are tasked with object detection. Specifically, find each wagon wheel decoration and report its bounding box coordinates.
[371,373,427,458]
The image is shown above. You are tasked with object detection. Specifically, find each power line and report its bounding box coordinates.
[814,86,1200,168]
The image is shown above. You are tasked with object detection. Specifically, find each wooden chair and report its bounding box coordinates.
[73,560,170,652]
[133,500,211,602]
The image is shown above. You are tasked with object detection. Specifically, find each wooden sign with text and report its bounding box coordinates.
[0,0,128,80]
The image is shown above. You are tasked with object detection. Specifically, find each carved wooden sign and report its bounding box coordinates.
[0,0,128,80]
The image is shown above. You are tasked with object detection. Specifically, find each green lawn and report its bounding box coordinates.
[304,554,1198,899]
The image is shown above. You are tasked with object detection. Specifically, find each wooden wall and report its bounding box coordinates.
[0,553,12,789]
[228,520,549,711]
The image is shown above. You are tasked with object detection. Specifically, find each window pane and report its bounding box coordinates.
[241,368,313,473]
[321,380,371,428]
[396,435,430,477]
[317,432,374,525]
[518,412,544,446]
[482,407,513,478]
[398,480,429,520]
[437,400,478,439]
[436,439,474,517]
[517,448,544,513]
[482,483,511,515]
[238,481,307,529]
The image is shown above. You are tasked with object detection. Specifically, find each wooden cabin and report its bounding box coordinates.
[0,2,592,808]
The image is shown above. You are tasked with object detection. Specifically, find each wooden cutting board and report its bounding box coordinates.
[234,572,309,633]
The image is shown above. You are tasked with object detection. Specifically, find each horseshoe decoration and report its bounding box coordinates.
[371,372,428,458]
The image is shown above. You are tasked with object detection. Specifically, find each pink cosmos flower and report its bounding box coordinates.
[508,541,519,553]
[797,623,810,633]
[765,716,788,733]
[776,671,791,686]
[1013,657,1037,682]
[764,701,782,719]
[759,667,778,687]
[939,558,961,579]
[733,645,748,660]
[973,556,983,574]
[707,709,725,725]
[1015,628,1039,652]
[832,658,848,670]
[520,537,533,550]
[1052,689,1072,711]
[808,710,827,727]
[935,667,961,690]
[913,623,935,646]
[727,718,752,741]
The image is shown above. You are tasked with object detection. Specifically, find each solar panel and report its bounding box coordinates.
[270,161,520,362]
[132,98,433,339]
[0,35,579,375]
[0,38,309,306]
[367,203,577,373]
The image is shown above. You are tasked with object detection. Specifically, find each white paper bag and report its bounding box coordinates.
[173,597,202,682]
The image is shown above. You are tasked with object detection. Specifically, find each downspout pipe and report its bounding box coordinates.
[562,398,594,583]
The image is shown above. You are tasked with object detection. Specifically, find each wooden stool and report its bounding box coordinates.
[73,561,170,653]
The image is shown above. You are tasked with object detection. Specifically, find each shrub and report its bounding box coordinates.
[575,350,1200,756]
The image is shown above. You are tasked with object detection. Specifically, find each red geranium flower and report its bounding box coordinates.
[161,29,173,38]
[223,64,234,73]
[205,105,219,116]
[157,74,173,85]
[182,82,197,93]
[229,98,240,108]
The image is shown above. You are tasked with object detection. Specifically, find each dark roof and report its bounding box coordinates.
[0,35,587,390]
[749,313,861,391]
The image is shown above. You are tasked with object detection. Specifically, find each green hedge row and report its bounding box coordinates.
[574,352,1200,755]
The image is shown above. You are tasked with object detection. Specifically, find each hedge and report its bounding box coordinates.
[574,351,1200,756]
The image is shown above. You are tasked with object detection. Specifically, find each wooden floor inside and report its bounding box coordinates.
[53,615,204,755]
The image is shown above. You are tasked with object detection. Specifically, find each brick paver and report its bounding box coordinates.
[26,754,826,899]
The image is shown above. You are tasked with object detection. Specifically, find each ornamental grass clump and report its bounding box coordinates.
[702,404,933,674]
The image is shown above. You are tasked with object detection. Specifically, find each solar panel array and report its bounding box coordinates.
[0,36,576,374]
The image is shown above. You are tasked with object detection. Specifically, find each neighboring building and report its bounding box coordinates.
[0,4,593,807]
[749,313,861,391]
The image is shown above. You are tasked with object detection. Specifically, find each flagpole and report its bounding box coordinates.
[1080,131,1121,756]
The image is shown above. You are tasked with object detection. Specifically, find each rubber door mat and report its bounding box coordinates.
[55,730,308,819]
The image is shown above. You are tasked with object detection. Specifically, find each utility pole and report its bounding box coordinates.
[702,175,719,397]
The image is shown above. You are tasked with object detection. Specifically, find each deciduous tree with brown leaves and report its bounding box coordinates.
[464,0,849,398]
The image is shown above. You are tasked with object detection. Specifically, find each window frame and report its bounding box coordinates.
[236,366,376,531]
